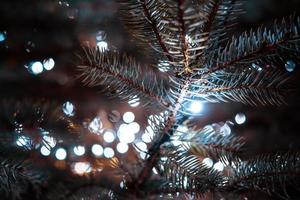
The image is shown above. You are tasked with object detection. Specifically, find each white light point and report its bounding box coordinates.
[43,58,55,70]
[116,143,129,154]
[16,136,32,148]
[103,147,115,158]
[73,145,85,156]
[97,41,108,52]
[72,162,91,175]
[128,122,140,134]
[188,100,204,113]
[202,157,213,168]
[40,146,51,156]
[29,61,43,75]
[142,133,152,143]
[123,112,135,123]
[88,117,103,134]
[55,148,67,160]
[213,161,224,172]
[235,113,246,125]
[62,101,75,117]
[128,96,140,107]
[103,130,115,143]
[135,141,147,152]
[91,144,103,157]
[43,135,56,148]
[118,124,135,143]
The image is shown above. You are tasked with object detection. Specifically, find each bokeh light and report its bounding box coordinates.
[43,58,55,71]
[28,61,44,75]
[88,117,103,134]
[122,111,135,123]
[103,147,115,158]
[16,136,32,148]
[213,161,224,172]
[202,157,213,168]
[187,100,203,113]
[97,41,108,52]
[103,130,115,143]
[72,162,91,175]
[91,144,103,157]
[235,113,246,125]
[73,145,85,156]
[116,142,129,154]
[40,146,51,156]
[55,148,67,160]
[62,101,75,117]
[0,32,6,42]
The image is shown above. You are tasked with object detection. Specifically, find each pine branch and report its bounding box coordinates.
[78,47,170,108]
[190,69,290,105]
[0,158,44,199]
[203,15,300,75]
[226,152,300,198]
[157,149,223,196]
[173,123,245,160]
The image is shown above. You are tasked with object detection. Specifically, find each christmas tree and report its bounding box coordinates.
[0,0,300,199]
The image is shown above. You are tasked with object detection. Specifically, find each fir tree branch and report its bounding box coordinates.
[78,47,170,108]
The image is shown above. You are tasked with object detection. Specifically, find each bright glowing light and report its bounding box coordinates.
[55,148,67,160]
[122,112,135,123]
[128,122,140,134]
[185,35,192,43]
[145,126,154,138]
[220,123,231,136]
[116,142,129,154]
[235,113,246,125]
[96,31,106,41]
[62,101,75,117]
[285,60,296,72]
[72,162,91,175]
[16,136,31,148]
[128,96,140,107]
[40,146,51,156]
[43,58,55,70]
[97,41,108,51]
[91,144,103,157]
[135,141,147,152]
[118,124,135,144]
[0,32,6,42]
[88,117,103,134]
[103,130,115,143]
[213,161,224,172]
[142,133,151,143]
[188,100,203,113]
[73,145,85,156]
[43,135,56,148]
[29,61,44,75]
[202,157,213,168]
[103,147,114,158]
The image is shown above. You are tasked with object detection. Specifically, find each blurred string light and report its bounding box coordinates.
[220,123,231,136]
[55,147,67,160]
[91,144,103,157]
[135,141,147,152]
[43,58,55,71]
[73,145,85,156]
[116,142,129,154]
[26,58,56,75]
[62,101,75,117]
[88,117,103,134]
[128,96,140,107]
[141,133,152,143]
[72,162,91,175]
[122,112,135,123]
[202,157,214,168]
[42,135,57,149]
[27,61,44,75]
[128,122,140,133]
[103,147,115,158]
[235,113,246,125]
[186,100,204,114]
[40,146,51,156]
[16,135,32,148]
[96,30,108,52]
[117,123,135,143]
[285,60,296,72]
[0,32,6,42]
[103,130,115,143]
[213,161,224,172]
